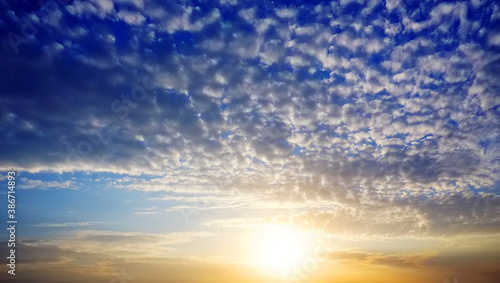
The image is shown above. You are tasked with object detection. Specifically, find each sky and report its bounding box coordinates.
[0,0,499,282]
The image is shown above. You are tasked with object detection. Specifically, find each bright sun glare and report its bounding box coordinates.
[251,226,309,273]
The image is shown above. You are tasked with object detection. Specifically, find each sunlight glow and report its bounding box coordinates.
[250,226,310,273]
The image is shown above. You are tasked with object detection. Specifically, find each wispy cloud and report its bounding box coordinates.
[18,178,76,190]
[31,222,94,228]
[133,206,159,215]
[23,229,215,259]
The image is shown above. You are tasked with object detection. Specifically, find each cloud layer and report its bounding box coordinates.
[0,0,499,241]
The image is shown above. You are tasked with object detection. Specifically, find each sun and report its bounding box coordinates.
[250,225,310,273]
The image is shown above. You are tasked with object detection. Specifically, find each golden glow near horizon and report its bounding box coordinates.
[249,225,313,274]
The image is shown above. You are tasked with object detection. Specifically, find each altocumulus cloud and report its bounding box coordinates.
[0,0,499,239]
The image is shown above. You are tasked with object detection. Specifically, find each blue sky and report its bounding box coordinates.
[0,0,500,282]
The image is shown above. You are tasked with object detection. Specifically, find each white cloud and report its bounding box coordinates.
[488,32,500,47]
[275,8,297,19]
[19,179,76,190]
[386,0,400,12]
[1,0,499,240]
[117,10,145,25]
